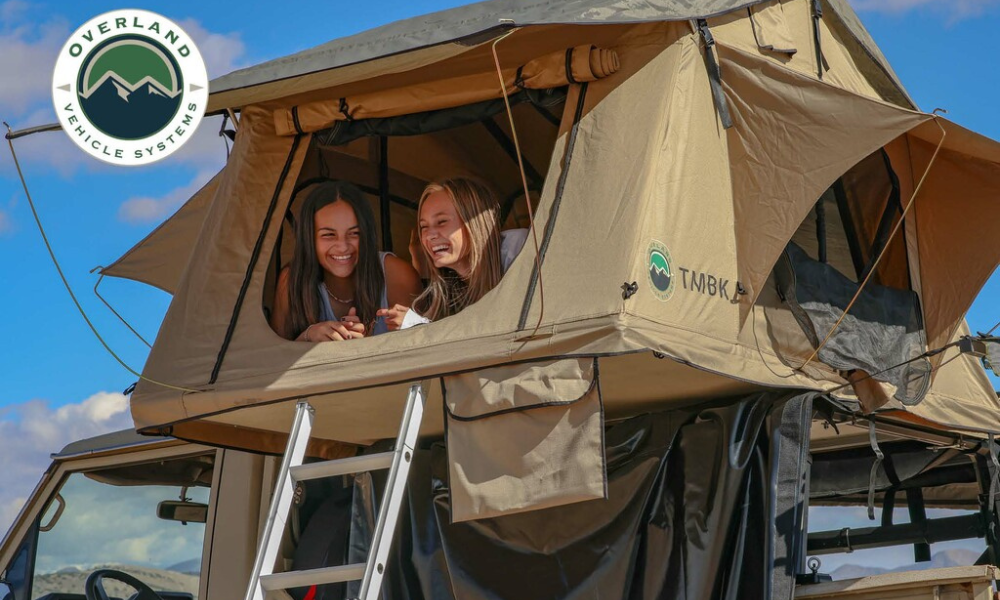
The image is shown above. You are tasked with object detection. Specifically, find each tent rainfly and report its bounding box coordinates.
[101,0,1000,458]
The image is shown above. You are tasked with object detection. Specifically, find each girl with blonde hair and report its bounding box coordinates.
[378,177,527,328]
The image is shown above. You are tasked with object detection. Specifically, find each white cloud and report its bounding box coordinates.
[118,166,218,224]
[0,0,30,22]
[850,0,1000,20]
[0,392,132,536]
[0,3,68,117]
[175,18,247,79]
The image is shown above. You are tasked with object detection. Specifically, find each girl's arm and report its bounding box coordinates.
[378,255,425,331]
[384,254,423,307]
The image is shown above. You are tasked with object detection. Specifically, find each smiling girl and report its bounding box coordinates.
[378,177,527,328]
[270,181,422,342]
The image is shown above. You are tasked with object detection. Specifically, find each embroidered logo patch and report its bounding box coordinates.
[52,10,208,165]
[647,239,675,302]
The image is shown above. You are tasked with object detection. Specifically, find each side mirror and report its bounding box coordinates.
[0,580,13,600]
[157,500,208,524]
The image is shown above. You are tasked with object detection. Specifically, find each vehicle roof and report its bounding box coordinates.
[52,428,177,460]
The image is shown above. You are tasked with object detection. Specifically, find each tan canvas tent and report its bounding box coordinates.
[100,0,1000,457]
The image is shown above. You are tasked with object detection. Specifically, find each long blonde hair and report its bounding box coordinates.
[413,178,503,321]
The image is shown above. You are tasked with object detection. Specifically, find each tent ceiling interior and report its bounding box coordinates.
[99,0,999,469]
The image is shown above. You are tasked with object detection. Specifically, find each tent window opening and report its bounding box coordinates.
[261,88,568,337]
[766,148,931,407]
[790,149,912,290]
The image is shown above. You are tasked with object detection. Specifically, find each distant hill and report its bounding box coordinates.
[166,558,201,575]
[33,564,198,599]
[829,548,980,580]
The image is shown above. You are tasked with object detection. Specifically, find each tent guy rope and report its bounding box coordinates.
[4,121,201,394]
[491,28,547,340]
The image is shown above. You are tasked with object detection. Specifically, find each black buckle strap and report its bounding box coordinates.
[339,97,354,121]
[811,0,830,80]
[514,65,526,90]
[696,19,733,130]
[564,47,578,84]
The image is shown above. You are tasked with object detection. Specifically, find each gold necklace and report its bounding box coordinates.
[324,282,354,304]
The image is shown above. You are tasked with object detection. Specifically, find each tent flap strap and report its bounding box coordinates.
[811,0,829,80]
[696,19,733,130]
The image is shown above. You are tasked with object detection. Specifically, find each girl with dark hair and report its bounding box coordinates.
[270,181,422,342]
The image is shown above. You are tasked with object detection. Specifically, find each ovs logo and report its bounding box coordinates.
[647,240,675,302]
[52,10,208,165]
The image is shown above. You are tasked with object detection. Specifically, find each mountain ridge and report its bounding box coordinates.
[80,71,179,100]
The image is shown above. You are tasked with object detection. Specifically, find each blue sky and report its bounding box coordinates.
[0,0,999,572]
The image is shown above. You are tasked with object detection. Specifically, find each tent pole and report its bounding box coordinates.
[481,119,543,186]
[379,135,392,252]
[815,200,827,263]
[832,179,866,279]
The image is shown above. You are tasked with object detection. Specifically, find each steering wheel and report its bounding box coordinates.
[85,569,164,600]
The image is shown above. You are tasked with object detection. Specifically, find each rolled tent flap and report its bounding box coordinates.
[101,169,223,294]
[273,45,620,136]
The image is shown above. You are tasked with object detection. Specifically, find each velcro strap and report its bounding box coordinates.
[696,19,733,130]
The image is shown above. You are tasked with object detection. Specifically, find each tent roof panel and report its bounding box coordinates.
[207,0,910,109]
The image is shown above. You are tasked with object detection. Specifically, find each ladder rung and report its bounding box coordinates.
[260,563,366,591]
[290,452,394,482]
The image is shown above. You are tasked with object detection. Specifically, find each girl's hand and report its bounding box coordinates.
[340,306,362,325]
[300,318,365,342]
[376,304,410,332]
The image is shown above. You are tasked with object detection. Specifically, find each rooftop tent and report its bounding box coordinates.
[101,0,1000,453]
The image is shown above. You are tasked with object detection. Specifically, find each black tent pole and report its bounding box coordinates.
[379,135,392,252]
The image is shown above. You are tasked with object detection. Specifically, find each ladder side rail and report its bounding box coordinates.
[358,383,426,600]
[244,401,315,600]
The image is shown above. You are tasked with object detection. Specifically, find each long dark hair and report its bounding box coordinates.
[285,181,383,338]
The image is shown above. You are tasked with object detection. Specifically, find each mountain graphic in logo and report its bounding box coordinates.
[78,36,182,140]
[648,249,672,292]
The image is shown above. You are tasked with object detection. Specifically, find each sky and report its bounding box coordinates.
[0,0,999,577]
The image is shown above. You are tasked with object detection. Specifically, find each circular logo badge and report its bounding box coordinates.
[647,240,675,302]
[52,10,208,166]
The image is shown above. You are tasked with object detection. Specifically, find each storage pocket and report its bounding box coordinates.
[444,357,607,522]
[749,0,797,55]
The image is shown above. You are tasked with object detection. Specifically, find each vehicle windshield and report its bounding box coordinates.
[30,455,212,600]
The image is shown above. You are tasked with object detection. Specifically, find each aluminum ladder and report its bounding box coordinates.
[244,383,426,600]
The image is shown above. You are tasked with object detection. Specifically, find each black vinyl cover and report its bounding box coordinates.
[294,390,816,600]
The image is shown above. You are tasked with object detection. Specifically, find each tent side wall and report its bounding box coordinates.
[127,11,1000,448]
